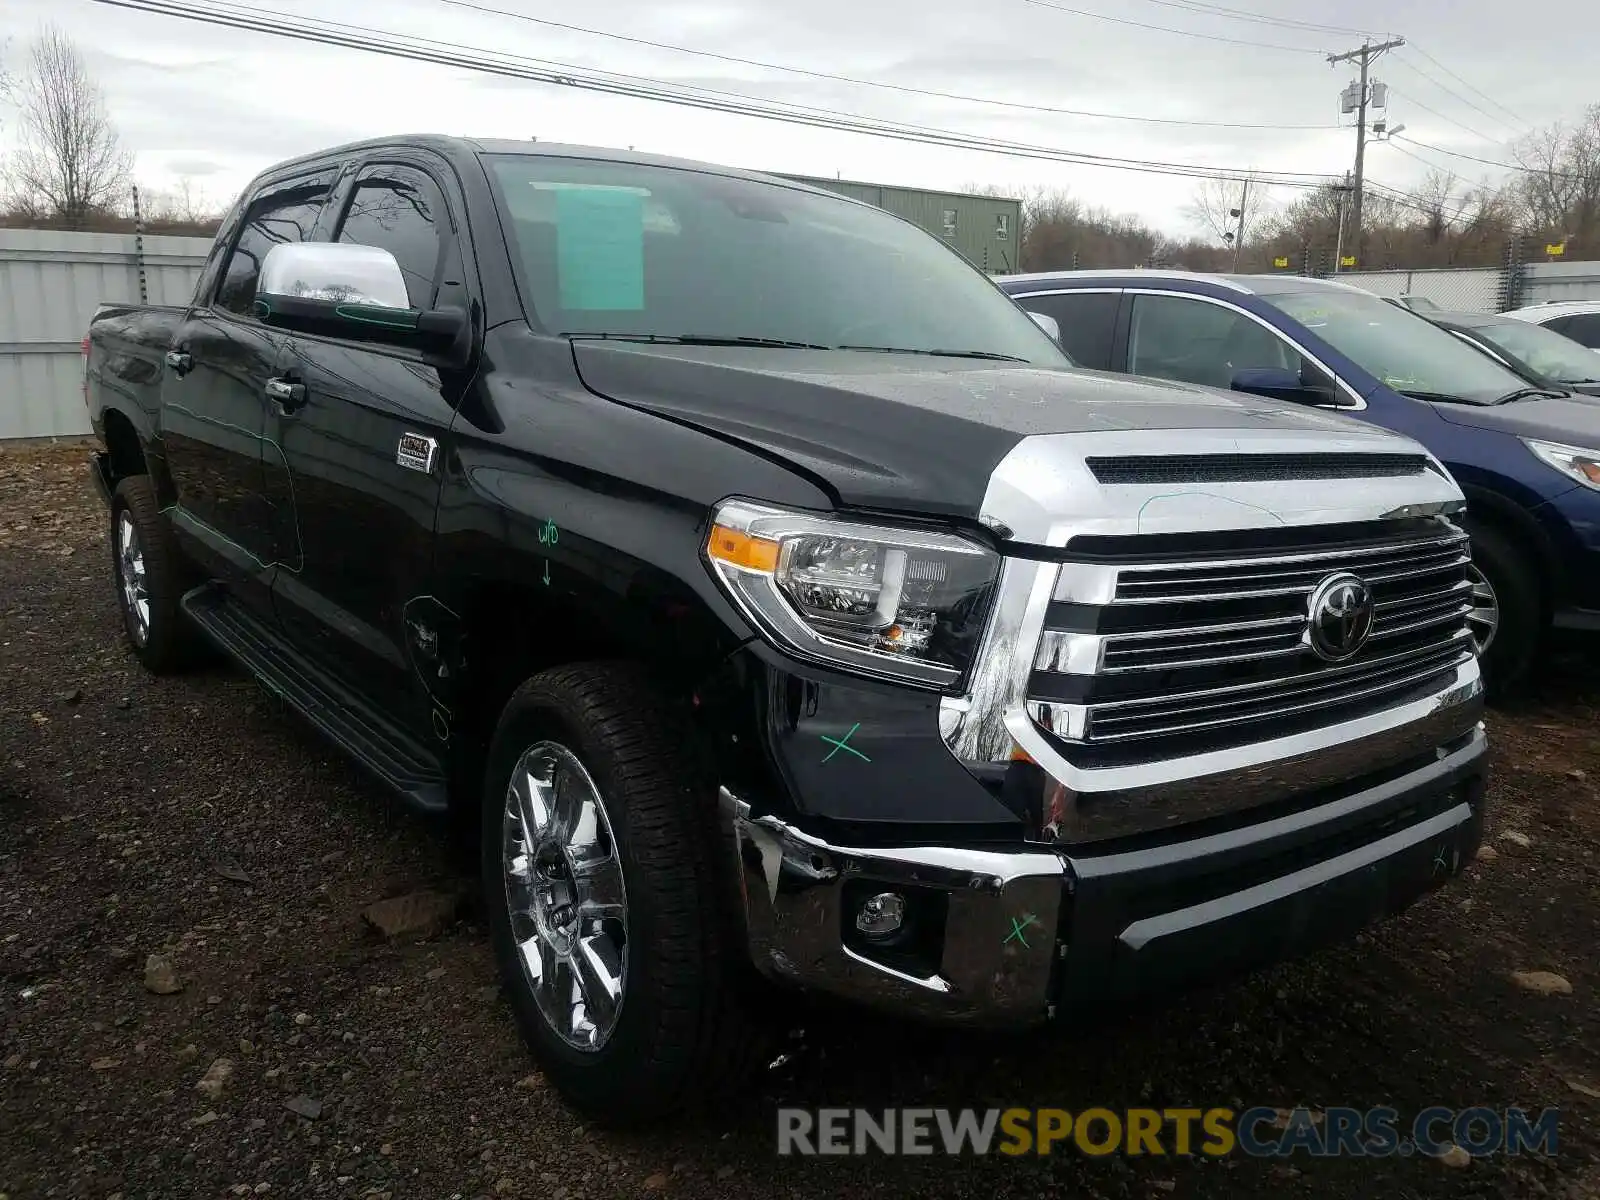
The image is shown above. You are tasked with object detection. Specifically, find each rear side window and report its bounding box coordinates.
[335,165,449,310]
[1559,313,1600,349]
[214,173,337,317]
[1015,291,1119,369]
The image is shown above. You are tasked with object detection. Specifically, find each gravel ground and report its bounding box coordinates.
[1,443,1596,1200]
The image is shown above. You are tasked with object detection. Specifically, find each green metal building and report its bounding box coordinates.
[777,174,1024,275]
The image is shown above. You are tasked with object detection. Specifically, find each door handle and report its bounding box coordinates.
[164,350,192,375]
[264,377,308,413]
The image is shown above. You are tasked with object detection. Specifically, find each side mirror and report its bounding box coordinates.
[1230,366,1334,405]
[1028,310,1061,341]
[255,243,469,361]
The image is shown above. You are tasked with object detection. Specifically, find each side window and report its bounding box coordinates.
[1559,313,1600,349]
[1017,292,1118,370]
[1541,315,1573,337]
[213,173,337,317]
[1129,294,1303,390]
[335,165,449,310]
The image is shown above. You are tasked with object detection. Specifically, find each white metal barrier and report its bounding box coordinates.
[0,229,210,440]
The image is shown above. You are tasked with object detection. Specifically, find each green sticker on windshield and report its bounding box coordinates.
[555,186,645,311]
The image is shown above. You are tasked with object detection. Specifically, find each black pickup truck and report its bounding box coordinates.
[86,135,1488,1125]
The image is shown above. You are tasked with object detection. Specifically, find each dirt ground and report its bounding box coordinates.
[1,443,1596,1200]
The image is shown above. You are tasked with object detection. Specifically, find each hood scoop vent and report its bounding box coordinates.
[1086,452,1428,485]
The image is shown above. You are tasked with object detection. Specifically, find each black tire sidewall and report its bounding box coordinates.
[109,476,192,673]
[479,675,701,1114]
[1465,519,1541,693]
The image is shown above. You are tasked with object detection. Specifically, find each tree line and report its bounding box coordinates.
[982,103,1599,275]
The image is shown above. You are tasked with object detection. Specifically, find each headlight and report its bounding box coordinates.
[1523,438,1600,490]
[704,499,999,688]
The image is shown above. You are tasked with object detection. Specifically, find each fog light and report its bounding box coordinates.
[856,892,906,938]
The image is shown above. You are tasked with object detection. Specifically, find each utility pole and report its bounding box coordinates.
[1230,177,1250,271]
[1328,36,1403,267]
[1332,173,1351,274]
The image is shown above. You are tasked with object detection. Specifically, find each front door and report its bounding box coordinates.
[159,170,338,610]
[269,159,469,740]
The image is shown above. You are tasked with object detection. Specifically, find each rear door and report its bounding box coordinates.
[160,170,338,609]
[1009,289,1125,370]
[269,155,471,738]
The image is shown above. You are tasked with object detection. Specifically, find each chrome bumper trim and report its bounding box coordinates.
[718,788,1065,1025]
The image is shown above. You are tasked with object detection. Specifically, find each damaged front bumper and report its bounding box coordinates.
[718,722,1487,1026]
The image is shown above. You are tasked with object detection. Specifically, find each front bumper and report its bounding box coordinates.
[720,724,1487,1026]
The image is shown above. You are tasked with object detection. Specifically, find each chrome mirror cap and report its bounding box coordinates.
[257,242,410,309]
[1028,310,1061,341]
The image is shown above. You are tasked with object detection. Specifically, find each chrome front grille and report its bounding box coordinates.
[1029,517,1476,760]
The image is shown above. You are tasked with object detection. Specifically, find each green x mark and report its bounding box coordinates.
[1003,913,1040,949]
[820,722,871,763]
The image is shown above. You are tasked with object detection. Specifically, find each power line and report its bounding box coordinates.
[1393,135,1589,181]
[1125,0,1377,37]
[426,0,1344,130]
[1404,40,1524,126]
[1385,86,1501,144]
[1383,139,1471,179]
[1020,0,1328,54]
[1388,53,1522,137]
[92,0,1343,189]
[1364,179,1492,226]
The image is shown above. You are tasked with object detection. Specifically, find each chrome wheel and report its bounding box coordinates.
[502,741,628,1052]
[1467,564,1499,653]
[116,511,149,645]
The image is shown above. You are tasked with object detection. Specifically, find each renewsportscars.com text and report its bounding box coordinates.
[776,1106,1560,1158]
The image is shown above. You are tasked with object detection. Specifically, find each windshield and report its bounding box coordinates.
[1470,319,1600,385]
[486,155,1067,365]
[1263,288,1527,405]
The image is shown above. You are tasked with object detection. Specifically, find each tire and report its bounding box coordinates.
[1464,518,1542,698]
[481,662,769,1125]
[109,476,203,674]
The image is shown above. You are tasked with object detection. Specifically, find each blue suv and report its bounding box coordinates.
[1001,271,1600,689]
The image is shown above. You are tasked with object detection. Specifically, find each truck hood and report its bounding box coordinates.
[571,342,1393,517]
[1433,391,1600,448]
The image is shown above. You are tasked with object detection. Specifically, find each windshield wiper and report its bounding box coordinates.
[837,345,1030,362]
[1495,386,1570,403]
[1398,389,1475,403]
[562,332,831,350]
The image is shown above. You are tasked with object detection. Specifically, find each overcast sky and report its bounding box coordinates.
[1,0,1587,235]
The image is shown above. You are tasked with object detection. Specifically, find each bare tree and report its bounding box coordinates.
[1183,176,1272,246]
[1512,104,1600,249]
[7,25,133,229]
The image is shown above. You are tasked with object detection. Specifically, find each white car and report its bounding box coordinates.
[1503,300,1600,352]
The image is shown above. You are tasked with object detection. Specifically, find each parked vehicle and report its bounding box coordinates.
[86,138,1487,1125]
[1420,308,1600,397]
[1002,271,1600,689]
[1503,300,1600,352]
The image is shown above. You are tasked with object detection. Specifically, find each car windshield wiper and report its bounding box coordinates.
[837,345,1030,362]
[1398,389,1476,403]
[1495,386,1570,403]
[562,332,831,350]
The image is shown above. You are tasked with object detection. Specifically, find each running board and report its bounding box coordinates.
[182,583,449,814]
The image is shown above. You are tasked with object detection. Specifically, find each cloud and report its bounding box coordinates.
[4,0,1582,233]
[163,158,227,177]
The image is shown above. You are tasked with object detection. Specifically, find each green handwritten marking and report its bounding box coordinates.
[820,722,870,764]
[538,519,559,546]
[334,304,421,329]
[1003,913,1040,949]
[542,560,551,587]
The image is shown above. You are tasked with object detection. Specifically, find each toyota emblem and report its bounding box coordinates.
[1305,572,1376,662]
